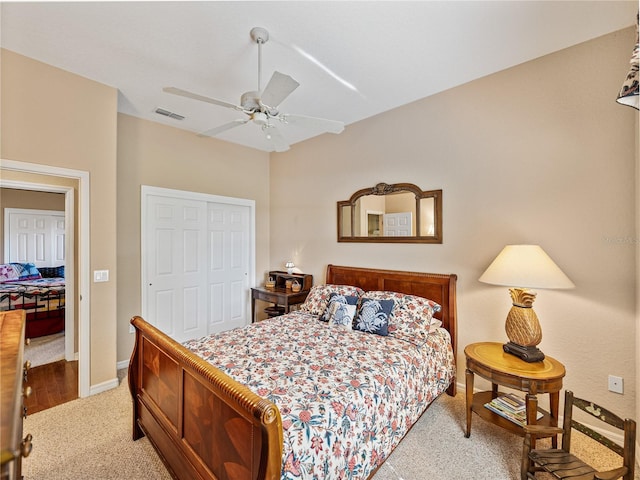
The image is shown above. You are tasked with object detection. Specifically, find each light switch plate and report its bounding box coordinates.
[93,270,109,282]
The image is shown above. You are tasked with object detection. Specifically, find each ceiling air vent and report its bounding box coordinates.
[155,108,185,121]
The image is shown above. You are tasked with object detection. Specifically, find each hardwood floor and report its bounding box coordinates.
[24,360,78,414]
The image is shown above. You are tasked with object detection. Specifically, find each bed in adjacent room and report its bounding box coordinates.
[0,263,66,338]
[128,264,458,480]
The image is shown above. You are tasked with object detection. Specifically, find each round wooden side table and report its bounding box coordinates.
[464,342,565,447]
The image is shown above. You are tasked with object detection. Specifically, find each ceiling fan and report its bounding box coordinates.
[163,27,344,152]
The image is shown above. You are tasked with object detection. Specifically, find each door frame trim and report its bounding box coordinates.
[140,185,256,328]
[0,159,90,397]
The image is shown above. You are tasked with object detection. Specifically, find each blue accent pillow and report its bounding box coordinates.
[4,262,42,281]
[320,293,359,322]
[327,303,357,328]
[38,266,65,278]
[354,298,394,336]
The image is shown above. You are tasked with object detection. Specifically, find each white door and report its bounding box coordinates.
[5,209,65,266]
[145,195,208,342]
[207,203,250,333]
[142,186,254,342]
[383,212,413,236]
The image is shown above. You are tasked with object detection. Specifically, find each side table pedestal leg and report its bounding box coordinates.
[549,391,560,448]
[465,369,474,438]
[525,393,538,449]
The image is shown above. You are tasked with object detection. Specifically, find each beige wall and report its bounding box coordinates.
[116,114,270,362]
[1,26,637,430]
[0,188,66,261]
[636,100,640,454]
[0,48,272,388]
[270,27,638,419]
[1,49,118,388]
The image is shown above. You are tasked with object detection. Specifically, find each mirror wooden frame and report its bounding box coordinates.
[337,182,443,243]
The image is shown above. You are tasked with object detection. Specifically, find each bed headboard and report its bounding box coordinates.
[325,264,458,362]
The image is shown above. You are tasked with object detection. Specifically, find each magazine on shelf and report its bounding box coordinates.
[484,394,542,427]
[495,393,526,412]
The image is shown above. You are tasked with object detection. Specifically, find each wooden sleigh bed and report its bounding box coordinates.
[128,264,458,480]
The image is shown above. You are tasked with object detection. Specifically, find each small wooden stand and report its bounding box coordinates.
[464,342,565,448]
[250,271,313,322]
[267,271,313,291]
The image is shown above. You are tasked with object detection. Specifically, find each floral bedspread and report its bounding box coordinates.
[183,312,455,480]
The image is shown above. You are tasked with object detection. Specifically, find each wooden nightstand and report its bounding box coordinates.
[464,342,565,447]
[251,271,313,322]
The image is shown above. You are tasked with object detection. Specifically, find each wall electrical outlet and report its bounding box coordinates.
[608,375,624,394]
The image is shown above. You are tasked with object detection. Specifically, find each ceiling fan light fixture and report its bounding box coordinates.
[163,26,343,151]
[253,112,268,126]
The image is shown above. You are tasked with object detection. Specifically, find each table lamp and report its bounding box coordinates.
[615,12,638,110]
[479,245,574,362]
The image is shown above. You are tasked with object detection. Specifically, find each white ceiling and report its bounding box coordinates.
[1,1,636,152]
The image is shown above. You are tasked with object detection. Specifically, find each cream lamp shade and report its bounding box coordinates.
[479,245,574,362]
[479,245,574,290]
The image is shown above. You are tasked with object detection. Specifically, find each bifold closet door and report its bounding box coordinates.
[145,195,208,343]
[143,192,251,342]
[206,202,250,334]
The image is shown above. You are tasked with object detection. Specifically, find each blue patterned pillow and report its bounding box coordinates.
[354,298,394,336]
[327,303,357,328]
[320,293,359,322]
[0,263,42,282]
[38,266,65,278]
[361,291,441,345]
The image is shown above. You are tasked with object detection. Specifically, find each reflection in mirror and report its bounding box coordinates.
[420,197,435,236]
[337,183,442,243]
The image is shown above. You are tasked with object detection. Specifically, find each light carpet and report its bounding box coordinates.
[23,378,637,480]
[24,332,65,367]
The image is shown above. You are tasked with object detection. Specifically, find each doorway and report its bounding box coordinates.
[0,159,90,398]
[4,207,67,368]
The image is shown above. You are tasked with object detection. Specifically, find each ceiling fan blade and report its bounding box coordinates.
[163,87,241,111]
[280,114,344,134]
[198,119,249,137]
[263,125,290,152]
[260,71,300,109]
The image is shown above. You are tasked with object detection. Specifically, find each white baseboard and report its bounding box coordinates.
[89,377,119,396]
[66,351,79,362]
[85,359,129,396]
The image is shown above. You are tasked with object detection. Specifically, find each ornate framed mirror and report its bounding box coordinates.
[337,183,442,243]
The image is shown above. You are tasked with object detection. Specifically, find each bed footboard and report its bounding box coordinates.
[128,316,283,480]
